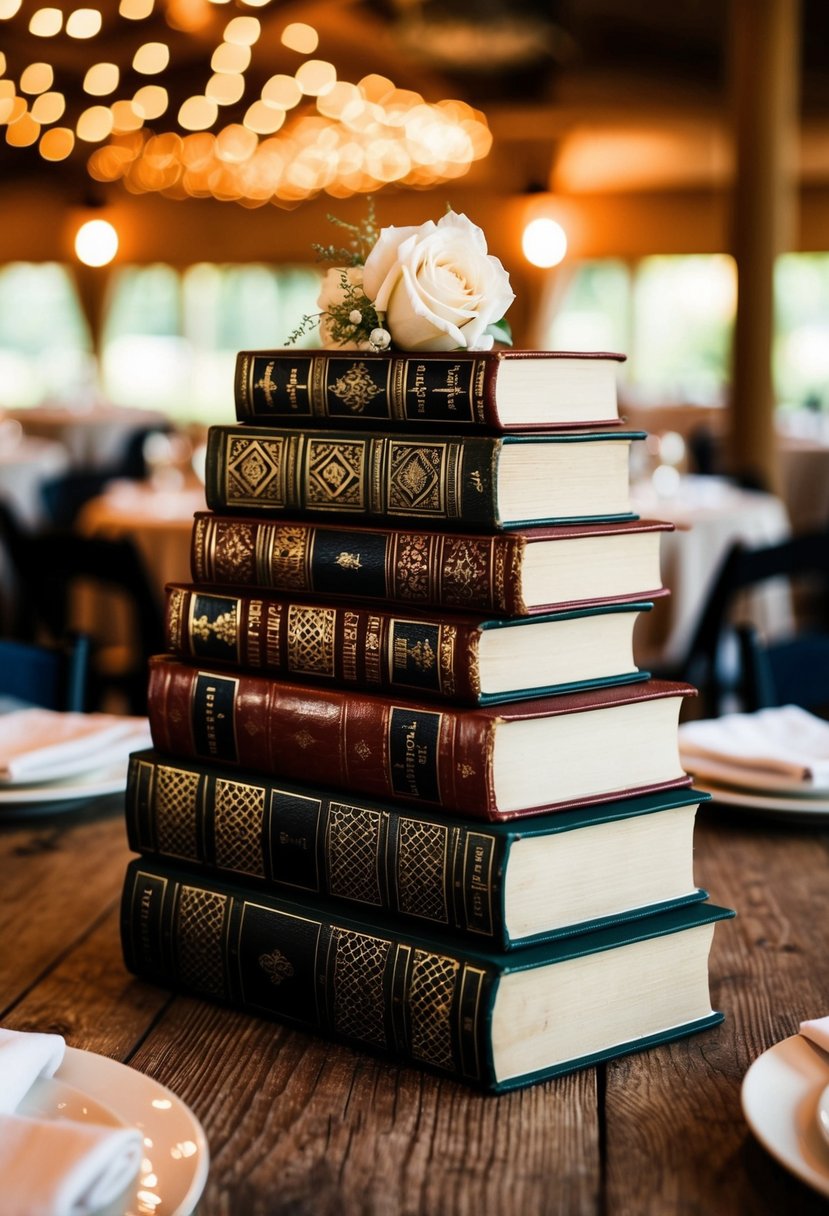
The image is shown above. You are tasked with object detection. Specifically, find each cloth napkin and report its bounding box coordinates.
[678,705,829,786]
[800,1015,829,1052]
[0,709,151,784]
[0,1028,143,1216]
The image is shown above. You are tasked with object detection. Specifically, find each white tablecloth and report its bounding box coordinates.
[631,475,793,667]
[0,434,70,529]
[9,405,168,472]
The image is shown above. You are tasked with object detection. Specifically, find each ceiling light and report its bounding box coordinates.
[522,216,568,268]
[75,218,118,266]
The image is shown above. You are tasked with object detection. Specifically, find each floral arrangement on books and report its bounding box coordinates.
[288,205,515,353]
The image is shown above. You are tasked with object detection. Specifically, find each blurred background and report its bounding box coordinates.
[0,0,826,710]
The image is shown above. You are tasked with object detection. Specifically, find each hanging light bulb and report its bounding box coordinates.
[74,217,119,266]
[522,216,567,268]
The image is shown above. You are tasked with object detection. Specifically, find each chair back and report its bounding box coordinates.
[679,529,829,716]
[0,634,90,711]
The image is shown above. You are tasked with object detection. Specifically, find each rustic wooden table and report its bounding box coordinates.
[2,793,829,1215]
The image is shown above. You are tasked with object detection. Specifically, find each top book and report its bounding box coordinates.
[234,349,626,432]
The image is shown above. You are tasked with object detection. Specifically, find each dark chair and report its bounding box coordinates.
[7,531,164,714]
[0,634,90,711]
[677,529,829,717]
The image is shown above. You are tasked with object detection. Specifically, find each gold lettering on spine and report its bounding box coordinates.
[192,516,209,580]
[265,603,282,667]
[246,598,262,667]
[370,438,385,516]
[311,354,327,410]
[364,614,382,683]
[342,610,359,682]
[390,358,406,419]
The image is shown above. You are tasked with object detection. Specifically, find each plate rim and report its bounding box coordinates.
[694,779,829,819]
[56,1045,210,1216]
[741,1033,829,1197]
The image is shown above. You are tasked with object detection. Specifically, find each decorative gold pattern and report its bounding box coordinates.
[258,948,295,985]
[331,927,390,1046]
[214,779,266,876]
[439,624,457,697]
[388,443,444,514]
[330,362,383,413]
[335,551,362,571]
[327,803,382,905]
[155,765,200,859]
[191,608,238,649]
[394,534,432,601]
[215,521,256,583]
[268,525,309,589]
[442,538,492,607]
[354,739,372,761]
[176,885,227,997]
[306,439,365,508]
[226,436,284,505]
[409,950,459,1070]
[294,729,315,749]
[167,588,185,650]
[398,820,448,922]
[287,605,336,676]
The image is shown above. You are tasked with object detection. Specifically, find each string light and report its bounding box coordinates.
[1,4,493,199]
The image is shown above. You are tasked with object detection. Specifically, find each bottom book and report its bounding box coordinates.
[122,860,734,1093]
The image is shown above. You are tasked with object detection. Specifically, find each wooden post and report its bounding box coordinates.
[728,0,799,493]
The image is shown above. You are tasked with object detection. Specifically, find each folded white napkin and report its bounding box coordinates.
[678,705,829,785]
[800,1015,829,1052]
[0,710,151,784]
[0,1113,142,1216]
[0,1029,142,1216]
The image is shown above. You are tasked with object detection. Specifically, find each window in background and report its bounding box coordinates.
[102,263,322,422]
[775,253,829,413]
[0,263,94,407]
[547,255,737,407]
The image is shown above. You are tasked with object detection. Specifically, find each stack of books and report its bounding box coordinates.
[121,347,733,1093]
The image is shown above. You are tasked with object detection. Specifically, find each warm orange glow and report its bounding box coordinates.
[111,98,144,130]
[39,125,74,159]
[20,62,53,94]
[0,0,22,19]
[74,217,118,266]
[206,73,245,106]
[522,216,568,268]
[261,74,301,109]
[29,8,63,36]
[295,59,336,97]
[133,42,169,74]
[281,22,317,54]
[0,95,26,124]
[178,95,218,131]
[224,15,260,45]
[76,104,113,141]
[6,112,40,146]
[84,63,119,95]
[66,8,103,39]
[119,0,153,17]
[243,100,284,134]
[31,90,65,122]
[211,42,251,74]
[132,84,168,119]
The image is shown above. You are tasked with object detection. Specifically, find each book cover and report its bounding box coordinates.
[190,514,672,617]
[146,658,694,820]
[234,349,626,432]
[121,859,733,1093]
[203,426,641,529]
[126,748,710,950]
[165,584,655,705]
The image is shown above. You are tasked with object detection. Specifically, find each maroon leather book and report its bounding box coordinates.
[146,656,694,821]
[190,513,672,617]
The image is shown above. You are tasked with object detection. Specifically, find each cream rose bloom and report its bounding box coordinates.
[361,211,514,352]
[317,266,372,349]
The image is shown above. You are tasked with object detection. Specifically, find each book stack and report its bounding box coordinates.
[121,347,733,1093]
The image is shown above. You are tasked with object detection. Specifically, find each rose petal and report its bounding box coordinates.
[363,223,433,303]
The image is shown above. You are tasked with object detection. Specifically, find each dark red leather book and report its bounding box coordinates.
[190,513,672,617]
[146,656,694,821]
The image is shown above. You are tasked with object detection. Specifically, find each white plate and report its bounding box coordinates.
[682,755,829,796]
[742,1033,829,1197]
[19,1045,209,1216]
[0,760,131,808]
[694,779,829,823]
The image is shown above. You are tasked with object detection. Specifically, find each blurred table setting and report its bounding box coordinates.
[7,403,170,472]
[631,472,793,668]
[0,418,70,530]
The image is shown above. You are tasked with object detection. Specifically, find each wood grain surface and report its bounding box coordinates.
[2,794,829,1215]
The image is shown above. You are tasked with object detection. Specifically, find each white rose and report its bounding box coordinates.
[317,266,372,349]
[361,211,514,352]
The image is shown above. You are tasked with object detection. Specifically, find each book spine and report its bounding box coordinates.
[126,753,510,945]
[204,427,500,526]
[234,350,497,427]
[147,657,500,817]
[122,859,497,1088]
[165,586,482,702]
[190,513,527,615]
